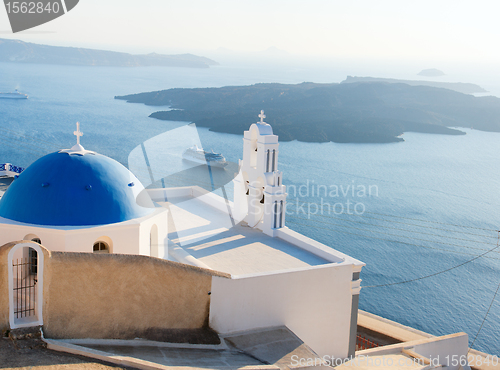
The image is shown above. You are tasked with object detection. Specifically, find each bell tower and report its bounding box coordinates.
[234,111,287,236]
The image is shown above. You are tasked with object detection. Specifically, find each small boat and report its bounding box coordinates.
[182,145,228,168]
[0,90,28,99]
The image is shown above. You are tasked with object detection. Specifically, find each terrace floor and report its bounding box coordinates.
[158,193,330,276]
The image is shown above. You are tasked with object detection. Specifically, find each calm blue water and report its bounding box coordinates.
[1,62,499,356]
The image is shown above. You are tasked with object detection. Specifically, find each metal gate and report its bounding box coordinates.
[12,248,38,319]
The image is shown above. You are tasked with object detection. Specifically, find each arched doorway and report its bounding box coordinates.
[8,243,44,329]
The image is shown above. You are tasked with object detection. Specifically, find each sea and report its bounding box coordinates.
[1,59,499,356]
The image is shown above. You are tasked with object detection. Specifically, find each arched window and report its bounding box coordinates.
[24,234,41,244]
[93,241,109,253]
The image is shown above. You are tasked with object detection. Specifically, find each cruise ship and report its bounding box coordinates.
[0,90,28,99]
[182,145,228,168]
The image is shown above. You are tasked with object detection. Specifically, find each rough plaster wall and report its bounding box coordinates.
[43,252,218,339]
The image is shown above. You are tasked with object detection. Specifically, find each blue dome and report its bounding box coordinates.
[0,150,154,226]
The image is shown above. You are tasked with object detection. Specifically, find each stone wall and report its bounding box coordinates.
[43,252,223,339]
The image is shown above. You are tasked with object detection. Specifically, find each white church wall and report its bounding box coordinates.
[155,211,169,258]
[209,263,355,359]
[0,222,66,251]
[232,173,248,223]
[62,226,140,255]
[38,232,66,252]
[138,210,169,258]
[0,208,169,257]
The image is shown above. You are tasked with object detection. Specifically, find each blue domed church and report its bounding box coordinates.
[0,125,168,257]
[0,116,473,368]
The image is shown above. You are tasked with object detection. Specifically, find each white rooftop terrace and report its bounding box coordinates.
[148,186,363,277]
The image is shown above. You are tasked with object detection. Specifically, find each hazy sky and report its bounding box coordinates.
[1,0,500,62]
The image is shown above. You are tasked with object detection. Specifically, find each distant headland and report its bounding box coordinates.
[341,76,486,94]
[0,39,218,68]
[115,80,500,144]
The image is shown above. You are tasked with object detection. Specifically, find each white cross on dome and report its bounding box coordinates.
[74,122,83,145]
[258,110,266,124]
[59,122,95,156]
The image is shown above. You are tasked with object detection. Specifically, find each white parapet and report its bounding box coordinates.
[340,332,472,370]
[209,262,355,359]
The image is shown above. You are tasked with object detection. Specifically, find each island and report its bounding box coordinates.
[115,81,500,143]
[0,39,218,68]
[418,68,445,77]
[341,76,486,94]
